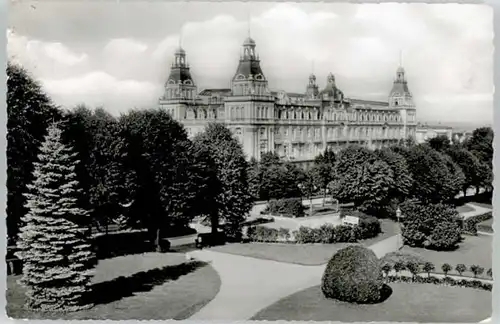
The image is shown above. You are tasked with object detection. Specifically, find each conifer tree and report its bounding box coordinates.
[15,123,95,312]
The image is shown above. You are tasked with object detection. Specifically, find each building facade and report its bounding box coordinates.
[415,123,454,144]
[159,36,417,167]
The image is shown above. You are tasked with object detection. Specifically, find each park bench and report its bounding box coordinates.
[195,232,226,249]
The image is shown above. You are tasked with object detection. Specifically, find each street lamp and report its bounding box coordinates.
[396,207,404,249]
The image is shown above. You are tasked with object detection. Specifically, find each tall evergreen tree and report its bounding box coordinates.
[7,62,62,241]
[193,123,253,240]
[15,123,95,312]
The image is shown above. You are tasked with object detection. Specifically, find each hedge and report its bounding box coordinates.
[264,198,305,218]
[322,246,385,303]
[463,212,492,235]
[386,274,492,291]
[246,214,381,244]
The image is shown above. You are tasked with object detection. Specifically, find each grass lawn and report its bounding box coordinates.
[252,283,492,322]
[456,204,475,213]
[7,252,221,320]
[401,234,492,278]
[210,219,398,265]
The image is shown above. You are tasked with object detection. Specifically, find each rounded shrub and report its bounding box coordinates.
[321,245,385,304]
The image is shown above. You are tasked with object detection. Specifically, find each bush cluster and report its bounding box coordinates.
[463,212,492,235]
[246,226,291,242]
[321,246,385,304]
[247,214,381,244]
[264,198,305,218]
[386,275,492,291]
[400,201,462,250]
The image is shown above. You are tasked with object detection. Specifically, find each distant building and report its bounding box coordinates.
[415,123,453,144]
[159,36,417,168]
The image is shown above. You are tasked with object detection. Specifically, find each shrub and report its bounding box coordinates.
[470,265,484,278]
[487,268,493,278]
[463,212,492,235]
[380,251,425,267]
[266,198,305,218]
[427,221,462,250]
[455,263,467,276]
[423,262,435,277]
[357,213,382,239]
[441,263,452,277]
[387,274,492,291]
[246,226,291,242]
[321,246,384,304]
[400,200,462,250]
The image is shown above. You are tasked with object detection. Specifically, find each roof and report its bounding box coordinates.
[233,60,265,80]
[167,66,194,84]
[390,80,410,97]
[198,88,231,96]
[350,98,389,107]
[243,37,256,46]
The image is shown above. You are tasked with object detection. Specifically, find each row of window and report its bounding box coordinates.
[274,109,402,123]
[273,126,406,140]
[164,87,195,100]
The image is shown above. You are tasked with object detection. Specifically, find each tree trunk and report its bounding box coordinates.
[155,228,162,252]
[322,187,327,207]
[211,211,218,235]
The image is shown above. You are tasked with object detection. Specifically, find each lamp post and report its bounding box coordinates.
[396,207,404,249]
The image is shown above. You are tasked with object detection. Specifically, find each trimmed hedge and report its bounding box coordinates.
[247,226,291,243]
[264,198,305,218]
[321,245,385,304]
[463,212,492,235]
[386,274,492,291]
[246,214,381,244]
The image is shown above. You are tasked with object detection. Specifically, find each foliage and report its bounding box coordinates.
[487,268,493,278]
[400,200,462,250]
[425,135,451,152]
[386,275,492,291]
[119,109,202,250]
[247,158,261,201]
[7,62,63,241]
[15,124,95,312]
[470,265,484,278]
[427,221,462,250]
[423,262,435,277]
[62,106,135,229]
[455,264,467,276]
[446,147,483,195]
[312,149,336,200]
[463,212,492,235]
[403,144,462,203]
[193,123,253,240]
[441,263,452,276]
[393,261,406,274]
[380,251,425,267]
[466,127,493,167]
[265,198,305,218]
[321,246,385,304]
[258,153,303,201]
[374,148,413,215]
[331,146,394,211]
[405,261,420,278]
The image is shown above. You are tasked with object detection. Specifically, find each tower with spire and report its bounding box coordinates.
[389,52,417,141]
[224,32,275,160]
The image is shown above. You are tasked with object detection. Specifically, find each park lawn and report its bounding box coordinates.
[7,252,221,320]
[456,204,475,213]
[210,219,398,265]
[401,234,492,278]
[252,283,492,322]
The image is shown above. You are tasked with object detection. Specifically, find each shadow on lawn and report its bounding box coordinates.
[91,260,206,305]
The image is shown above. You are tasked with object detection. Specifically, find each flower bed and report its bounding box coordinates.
[386,274,492,291]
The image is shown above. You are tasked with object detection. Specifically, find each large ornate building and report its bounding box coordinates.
[159,36,417,168]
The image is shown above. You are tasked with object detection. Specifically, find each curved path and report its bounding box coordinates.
[189,234,401,320]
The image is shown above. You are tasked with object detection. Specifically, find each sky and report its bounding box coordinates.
[8,2,494,126]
